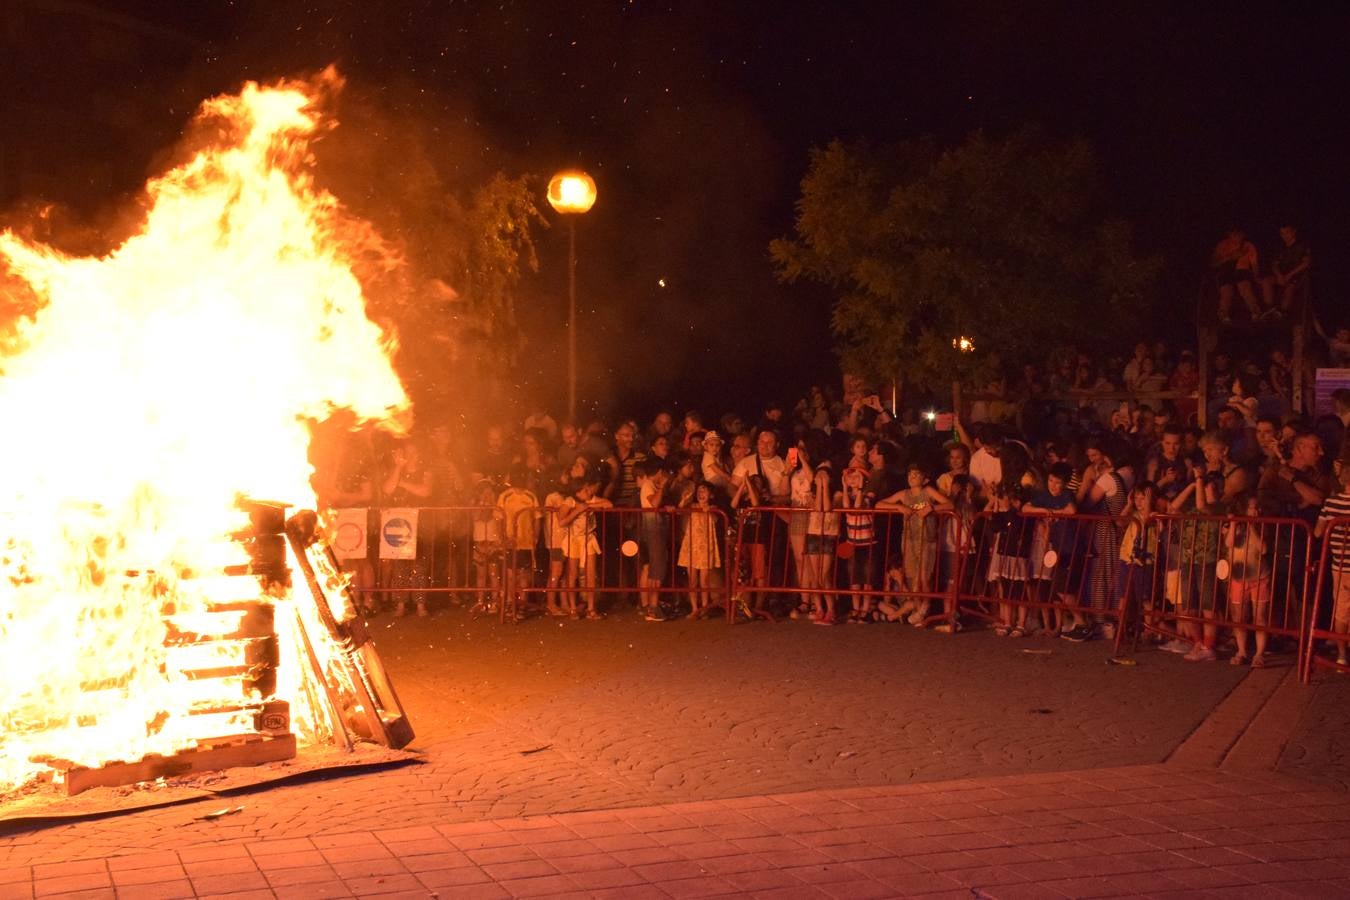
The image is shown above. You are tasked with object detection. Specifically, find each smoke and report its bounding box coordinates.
[5,0,837,436]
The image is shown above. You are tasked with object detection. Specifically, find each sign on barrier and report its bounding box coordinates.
[331,507,368,560]
[379,508,419,560]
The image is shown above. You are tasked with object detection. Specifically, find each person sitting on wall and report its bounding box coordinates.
[1259,224,1311,320]
[1212,226,1262,325]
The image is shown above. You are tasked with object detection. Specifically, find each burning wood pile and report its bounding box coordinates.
[0,70,415,798]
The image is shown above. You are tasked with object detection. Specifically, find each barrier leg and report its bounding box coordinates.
[1113,572,1132,657]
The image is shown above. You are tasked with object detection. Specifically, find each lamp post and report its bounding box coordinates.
[546,170,597,422]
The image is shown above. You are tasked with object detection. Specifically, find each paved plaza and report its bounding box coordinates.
[2,609,1346,898]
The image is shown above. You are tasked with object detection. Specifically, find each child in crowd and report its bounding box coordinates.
[1023,462,1080,637]
[932,474,977,632]
[730,459,772,617]
[637,459,670,621]
[838,461,879,622]
[1224,494,1272,667]
[1118,482,1160,638]
[1168,464,1223,661]
[878,463,950,627]
[557,470,611,619]
[802,461,840,624]
[678,481,723,617]
[1314,458,1350,666]
[985,482,1034,636]
[495,466,540,621]
[470,479,503,612]
[669,454,699,507]
[542,471,571,617]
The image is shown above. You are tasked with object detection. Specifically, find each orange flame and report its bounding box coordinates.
[0,71,409,790]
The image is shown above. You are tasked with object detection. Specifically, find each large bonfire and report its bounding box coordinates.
[0,71,409,791]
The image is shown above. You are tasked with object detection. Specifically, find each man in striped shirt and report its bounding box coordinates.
[1315,454,1350,666]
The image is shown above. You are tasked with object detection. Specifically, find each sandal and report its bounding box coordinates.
[993,624,1010,637]
[1250,654,1266,668]
[1009,626,1027,638]
[1230,654,1248,667]
[585,610,604,620]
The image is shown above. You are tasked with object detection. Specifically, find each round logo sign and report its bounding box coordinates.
[383,517,413,548]
[334,522,365,553]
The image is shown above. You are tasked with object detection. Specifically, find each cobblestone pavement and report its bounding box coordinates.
[4,762,1350,899]
[1278,673,1350,791]
[0,609,1248,869]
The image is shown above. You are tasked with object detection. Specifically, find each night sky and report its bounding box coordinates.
[6,1,1349,420]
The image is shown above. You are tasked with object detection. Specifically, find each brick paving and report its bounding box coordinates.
[3,763,1350,898]
[2,610,1343,896]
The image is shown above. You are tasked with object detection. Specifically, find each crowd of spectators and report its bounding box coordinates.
[319,329,1350,665]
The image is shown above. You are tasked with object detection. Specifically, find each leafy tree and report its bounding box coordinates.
[352,171,547,413]
[437,173,548,365]
[770,129,1158,391]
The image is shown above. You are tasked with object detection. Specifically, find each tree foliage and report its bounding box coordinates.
[770,129,1158,389]
[441,173,547,355]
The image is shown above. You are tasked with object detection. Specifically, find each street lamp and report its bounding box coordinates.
[547,170,597,422]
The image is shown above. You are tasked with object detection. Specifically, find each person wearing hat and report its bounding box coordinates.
[700,430,732,492]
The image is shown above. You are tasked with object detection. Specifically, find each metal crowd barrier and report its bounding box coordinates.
[334,505,735,623]
[1139,513,1315,663]
[331,506,501,615]
[952,510,1130,653]
[725,506,963,626]
[510,505,736,622]
[1301,517,1350,682]
[327,504,1342,676]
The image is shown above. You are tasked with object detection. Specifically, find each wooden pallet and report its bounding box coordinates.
[285,511,415,750]
[56,731,297,796]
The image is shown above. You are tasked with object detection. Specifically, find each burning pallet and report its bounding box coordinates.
[51,705,297,796]
[283,508,414,751]
[32,501,413,796]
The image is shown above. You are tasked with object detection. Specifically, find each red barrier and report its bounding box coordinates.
[725,505,1318,661]
[515,505,735,623]
[339,504,736,624]
[330,504,1323,672]
[953,510,1127,650]
[1302,516,1350,682]
[336,506,503,616]
[727,506,964,628]
[1139,514,1315,666]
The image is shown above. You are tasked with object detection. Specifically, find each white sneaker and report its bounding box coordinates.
[1161,639,1191,654]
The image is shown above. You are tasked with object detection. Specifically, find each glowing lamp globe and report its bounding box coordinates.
[547,171,597,215]
[953,335,976,353]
